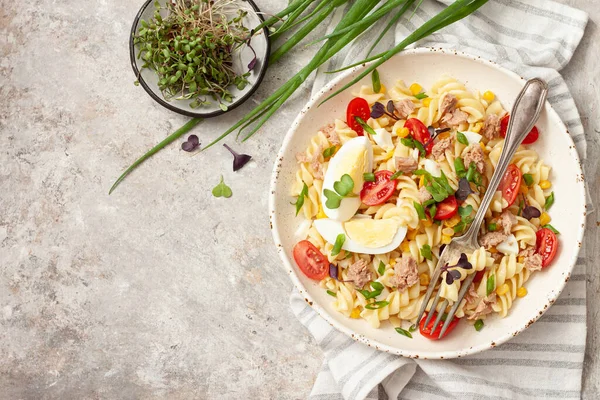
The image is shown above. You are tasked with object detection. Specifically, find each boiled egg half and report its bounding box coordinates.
[314,216,407,255]
[321,136,373,221]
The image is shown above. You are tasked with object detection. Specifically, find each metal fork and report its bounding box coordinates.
[415,78,549,338]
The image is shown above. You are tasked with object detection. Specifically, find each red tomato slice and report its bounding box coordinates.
[346,97,371,136]
[293,240,329,280]
[404,118,433,153]
[536,228,558,268]
[500,114,540,144]
[434,195,458,220]
[360,170,397,206]
[419,312,459,340]
[473,270,486,283]
[500,164,522,208]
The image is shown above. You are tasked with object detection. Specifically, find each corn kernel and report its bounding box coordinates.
[397,127,410,138]
[496,283,510,296]
[422,217,433,228]
[540,212,551,226]
[442,227,455,236]
[419,273,430,286]
[517,256,525,263]
[390,258,397,266]
[438,131,451,140]
[517,287,528,298]
[350,307,361,319]
[419,175,426,188]
[379,84,387,94]
[472,122,483,133]
[479,142,487,153]
[317,205,327,219]
[410,83,423,95]
[444,214,462,228]
[489,247,498,253]
[441,235,452,245]
[539,180,552,190]
[400,241,411,253]
[385,149,394,160]
[422,97,432,107]
[483,90,495,102]
[407,229,418,240]
[519,184,529,195]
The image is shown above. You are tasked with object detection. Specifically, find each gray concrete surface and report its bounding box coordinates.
[0,0,598,399]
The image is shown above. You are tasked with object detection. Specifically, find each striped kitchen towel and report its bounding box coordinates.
[292,1,590,399]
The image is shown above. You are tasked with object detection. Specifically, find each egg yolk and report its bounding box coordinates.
[344,218,399,248]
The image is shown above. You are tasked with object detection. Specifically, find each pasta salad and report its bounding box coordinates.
[290,75,559,339]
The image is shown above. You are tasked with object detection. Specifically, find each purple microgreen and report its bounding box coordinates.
[454,253,473,270]
[370,102,385,119]
[455,178,474,202]
[181,134,200,152]
[223,143,252,171]
[441,253,472,285]
[329,263,339,280]
[246,37,257,71]
[522,206,541,220]
[386,100,395,114]
[422,126,449,149]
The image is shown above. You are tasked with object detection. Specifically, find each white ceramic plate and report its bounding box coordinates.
[269,48,586,359]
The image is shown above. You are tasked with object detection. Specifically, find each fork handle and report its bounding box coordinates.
[462,78,548,245]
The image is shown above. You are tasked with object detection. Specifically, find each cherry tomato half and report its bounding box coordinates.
[500,164,522,208]
[404,118,433,153]
[434,195,458,220]
[473,270,486,283]
[293,240,329,280]
[500,114,540,144]
[346,97,371,136]
[536,228,558,268]
[360,170,397,206]
[419,312,460,340]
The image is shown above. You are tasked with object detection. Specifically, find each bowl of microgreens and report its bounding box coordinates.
[130,0,270,118]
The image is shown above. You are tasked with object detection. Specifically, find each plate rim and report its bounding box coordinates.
[268,47,587,359]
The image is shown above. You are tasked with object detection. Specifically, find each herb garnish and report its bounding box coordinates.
[486,274,495,296]
[323,146,337,159]
[365,301,389,310]
[414,92,428,100]
[354,116,377,136]
[523,173,534,186]
[395,327,413,338]
[414,201,427,220]
[182,135,200,152]
[465,162,483,186]
[331,234,346,257]
[441,253,472,285]
[363,172,375,182]
[359,281,385,300]
[223,144,252,171]
[378,261,386,276]
[414,169,454,202]
[324,174,355,209]
[456,131,469,146]
[543,224,560,234]
[212,175,232,198]
[292,182,308,216]
[421,244,433,261]
[327,290,337,297]
[401,136,426,157]
[371,69,381,93]
[545,192,555,210]
[474,319,484,331]
[324,189,342,209]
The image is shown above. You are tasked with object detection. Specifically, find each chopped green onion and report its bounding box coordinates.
[488,222,497,232]
[323,146,337,159]
[543,224,560,234]
[420,244,432,261]
[395,327,413,338]
[390,170,403,180]
[429,204,437,220]
[414,201,426,220]
[371,69,381,93]
[456,131,469,145]
[545,192,555,210]
[517,199,525,216]
[423,199,436,207]
[454,157,466,178]
[523,173,534,186]
[327,290,337,297]
[364,172,375,182]
[331,233,346,256]
[378,261,386,275]
[365,301,389,310]
[370,281,384,291]
[414,92,428,100]
[409,324,417,332]
[474,319,484,331]
[354,116,377,136]
[486,274,495,296]
[293,182,309,216]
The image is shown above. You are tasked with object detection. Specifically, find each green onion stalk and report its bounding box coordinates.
[110,0,488,194]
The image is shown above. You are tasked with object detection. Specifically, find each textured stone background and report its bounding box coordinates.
[0,0,598,399]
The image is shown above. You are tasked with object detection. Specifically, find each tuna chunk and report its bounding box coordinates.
[393,99,416,119]
[346,259,373,289]
[481,114,501,140]
[441,109,469,127]
[497,209,517,235]
[296,144,324,180]
[465,283,479,305]
[520,247,542,272]
[394,157,418,174]
[468,293,496,320]
[321,123,340,145]
[431,137,452,161]
[479,231,508,249]
[417,186,432,203]
[440,93,458,115]
[462,144,485,174]
[390,254,419,292]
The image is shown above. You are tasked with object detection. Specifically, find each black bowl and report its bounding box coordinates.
[129,0,271,118]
